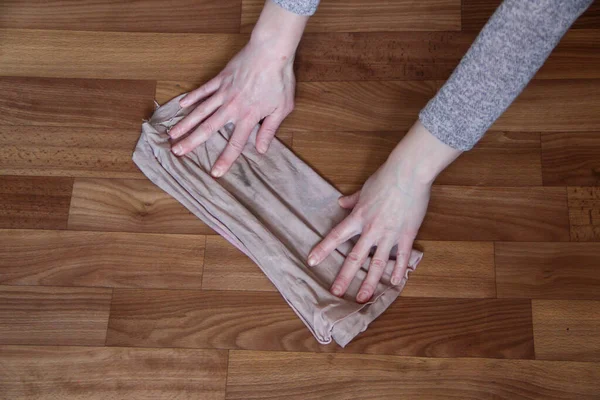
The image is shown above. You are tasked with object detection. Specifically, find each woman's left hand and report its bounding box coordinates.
[307,120,462,303]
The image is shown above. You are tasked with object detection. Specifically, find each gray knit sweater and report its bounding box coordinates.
[273,0,594,150]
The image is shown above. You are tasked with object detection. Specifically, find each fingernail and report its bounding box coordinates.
[212,166,224,178]
[257,142,268,153]
[169,128,178,138]
[172,144,183,156]
[179,99,188,107]
[391,276,400,286]
[357,291,369,302]
[307,255,317,267]
[331,285,342,296]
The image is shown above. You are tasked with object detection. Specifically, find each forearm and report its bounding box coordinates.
[419,0,594,151]
[250,0,311,60]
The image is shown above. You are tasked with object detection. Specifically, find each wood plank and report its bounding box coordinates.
[0,29,245,81]
[293,130,541,187]
[3,29,598,82]
[541,132,600,186]
[420,186,570,241]
[496,242,600,299]
[492,80,600,133]
[158,80,600,133]
[241,0,461,33]
[203,236,497,298]
[462,0,600,31]
[533,300,600,362]
[284,81,437,132]
[568,187,600,241]
[0,126,143,178]
[226,351,600,400]
[68,178,214,235]
[537,30,600,80]
[0,230,205,289]
[0,176,73,230]
[107,289,533,358]
[0,345,227,400]
[0,0,241,33]
[0,285,111,346]
[295,31,471,81]
[0,77,155,128]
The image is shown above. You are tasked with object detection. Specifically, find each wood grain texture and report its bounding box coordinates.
[541,132,600,186]
[203,236,496,298]
[107,289,533,358]
[0,175,73,230]
[0,230,205,289]
[3,29,598,82]
[537,30,600,80]
[461,0,600,31]
[493,80,600,132]
[0,126,143,178]
[0,285,111,346]
[496,242,600,300]
[226,350,600,400]
[295,32,471,81]
[0,0,241,33]
[420,186,570,241]
[285,81,437,132]
[0,77,154,128]
[68,178,214,235]
[241,0,461,33]
[157,79,600,133]
[0,345,228,400]
[293,130,542,187]
[533,300,600,362]
[0,29,245,81]
[568,187,600,241]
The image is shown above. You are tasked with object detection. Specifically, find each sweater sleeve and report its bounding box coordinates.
[271,0,320,15]
[419,0,594,151]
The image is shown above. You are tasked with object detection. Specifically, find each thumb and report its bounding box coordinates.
[338,191,360,209]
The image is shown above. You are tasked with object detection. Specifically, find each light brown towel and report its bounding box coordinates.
[132,94,423,347]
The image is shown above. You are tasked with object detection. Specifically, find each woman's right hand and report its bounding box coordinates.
[168,0,309,178]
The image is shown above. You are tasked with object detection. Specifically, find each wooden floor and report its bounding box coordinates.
[1,1,600,399]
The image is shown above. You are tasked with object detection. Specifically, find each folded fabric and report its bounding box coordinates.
[132,94,423,347]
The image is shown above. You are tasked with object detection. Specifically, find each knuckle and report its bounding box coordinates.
[347,252,361,264]
[370,258,386,271]
[228,138,245,151]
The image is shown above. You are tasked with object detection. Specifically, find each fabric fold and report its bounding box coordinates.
[132,94,423,347]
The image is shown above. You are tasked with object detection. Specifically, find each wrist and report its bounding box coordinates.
[388,120,463,185]
[250,0,308,60]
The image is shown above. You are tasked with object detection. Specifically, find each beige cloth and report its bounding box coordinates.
[132,94,423,347]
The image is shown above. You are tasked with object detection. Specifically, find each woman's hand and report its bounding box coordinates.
[169,1,308,178]
[308,121,463,303]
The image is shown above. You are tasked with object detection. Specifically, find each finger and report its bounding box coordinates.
[256,112,286,154]
[172,107,231,156]
[356,238,394,303]
[169,91,225,139]
[179,76,222,107]
[390,232,416,286]
[338,191,360,209]
[331,232,376,297]
[308,215,360,267]
[211,116,257,178]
